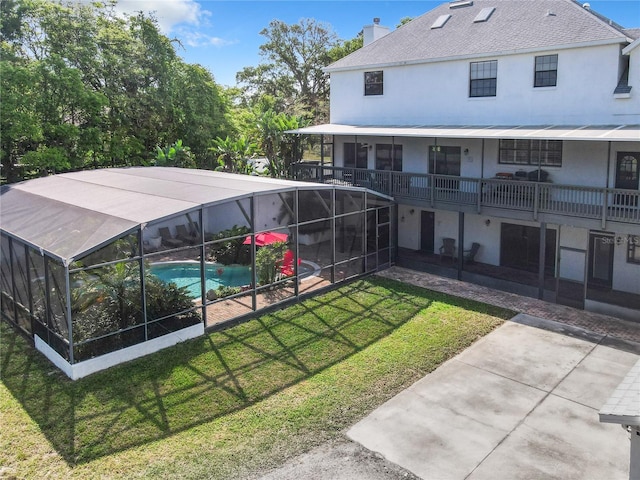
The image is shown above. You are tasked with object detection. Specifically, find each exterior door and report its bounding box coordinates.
[430,146,461,176]
[429,146,461,194]
[588,232,614,289]
[615,152,639,206]
[420,211,435,253]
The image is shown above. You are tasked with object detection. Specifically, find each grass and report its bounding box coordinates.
[0,276,513,479]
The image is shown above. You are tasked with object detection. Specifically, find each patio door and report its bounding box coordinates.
[429,146,461,195]
[588,232,614,289]
[420,211,435,253]
[614,152,639,206]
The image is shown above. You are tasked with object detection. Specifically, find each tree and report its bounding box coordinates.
[327,32,363,63]
[257,110,308,178]
[236,19,337,122]
[210,135,257,174]
[0,0,232,183]
[154,140,196,168]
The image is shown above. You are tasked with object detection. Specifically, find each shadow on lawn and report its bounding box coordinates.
[0,277,511,465]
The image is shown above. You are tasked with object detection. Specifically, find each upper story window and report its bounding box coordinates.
[469,60,497,97]
[344,143,368,169]
[499,139,562,167]
[364,71,383,96]
[534,54,558,87]
[375,144,403,171]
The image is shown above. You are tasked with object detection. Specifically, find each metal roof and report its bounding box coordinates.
[0,167,365,263]
[326,0,631,72]
[288,123,640,142]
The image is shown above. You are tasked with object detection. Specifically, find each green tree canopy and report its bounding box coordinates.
[236,18,337,123]
[1,0,232,183]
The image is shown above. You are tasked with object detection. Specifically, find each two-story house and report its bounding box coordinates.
[291,0,640,321]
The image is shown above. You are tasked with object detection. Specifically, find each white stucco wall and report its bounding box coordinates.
[330,44,638,126]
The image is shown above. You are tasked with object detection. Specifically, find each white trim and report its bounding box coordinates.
[622,37,640,55]
[34,322,204,380]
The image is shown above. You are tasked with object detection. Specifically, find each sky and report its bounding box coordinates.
[110,0,640,87]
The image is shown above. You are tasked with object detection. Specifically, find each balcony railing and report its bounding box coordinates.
[292,164,640,226]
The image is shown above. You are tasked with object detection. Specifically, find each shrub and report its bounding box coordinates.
[207,225,251,265]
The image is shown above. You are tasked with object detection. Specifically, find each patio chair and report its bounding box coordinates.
[189,221,214,242]
[463,242,481,265]
[158,227,184,248]
[439,237,456,263]
[176,224,197,244]
[278,249,301,277]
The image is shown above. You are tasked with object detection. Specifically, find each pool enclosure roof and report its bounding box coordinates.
[0,167,378,264]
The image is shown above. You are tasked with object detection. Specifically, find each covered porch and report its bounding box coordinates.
[396,247,640,318]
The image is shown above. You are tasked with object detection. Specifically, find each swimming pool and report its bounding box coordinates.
[150,263,251,298]
[150,261,319,299]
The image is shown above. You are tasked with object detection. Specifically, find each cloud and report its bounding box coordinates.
[176,30,236,48]
[111,0,209,33]
[74,0,234,49]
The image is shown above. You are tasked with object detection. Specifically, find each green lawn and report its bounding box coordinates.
[0,276,513,479]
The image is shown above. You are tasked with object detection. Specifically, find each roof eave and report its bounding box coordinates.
[623,37,640,55]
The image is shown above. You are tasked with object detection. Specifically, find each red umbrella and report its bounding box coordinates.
[243,231,288,246]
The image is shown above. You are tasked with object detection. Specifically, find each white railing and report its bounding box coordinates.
[292,165,640,225]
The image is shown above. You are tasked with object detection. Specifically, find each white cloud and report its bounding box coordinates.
[176,30,236,48]
[74,0,233,49]
[112,0,208,33]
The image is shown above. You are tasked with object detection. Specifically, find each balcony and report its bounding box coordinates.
[292,165,640,226]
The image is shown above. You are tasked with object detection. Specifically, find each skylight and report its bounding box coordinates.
[431,14,452,29]
[449,0,473,9]
[474,7,496,22]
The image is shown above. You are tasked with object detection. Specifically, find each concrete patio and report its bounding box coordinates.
[347,314,639,479]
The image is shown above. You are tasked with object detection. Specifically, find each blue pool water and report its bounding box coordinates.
[150,263,252,298]
[150,261,318,299]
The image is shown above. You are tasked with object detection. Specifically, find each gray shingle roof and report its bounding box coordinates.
[625,28,640,40]
[327,0,631,71]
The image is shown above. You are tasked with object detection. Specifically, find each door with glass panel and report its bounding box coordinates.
[429,146,461,199]
[615,152,639,206]
[587,232,614,289]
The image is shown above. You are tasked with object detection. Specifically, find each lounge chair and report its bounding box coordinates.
[158,227,184,248]
[175,224,197,244]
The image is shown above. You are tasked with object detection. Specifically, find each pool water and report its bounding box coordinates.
[150,261,318,298]
[150,263,252,298]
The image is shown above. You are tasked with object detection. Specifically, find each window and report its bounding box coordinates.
[375,144,402,171]
[470,60,497,97]
[499,139,562,166]
[364,71,383,96]
[534,54,558,87]
[344,143,368,169]
[628,235,640,264]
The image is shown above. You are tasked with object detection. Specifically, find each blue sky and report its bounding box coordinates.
[112,0,640,87]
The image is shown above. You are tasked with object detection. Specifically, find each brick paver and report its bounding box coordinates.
[377,266,640,346]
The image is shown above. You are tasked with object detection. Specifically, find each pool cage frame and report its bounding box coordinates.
[1,186,395,379]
